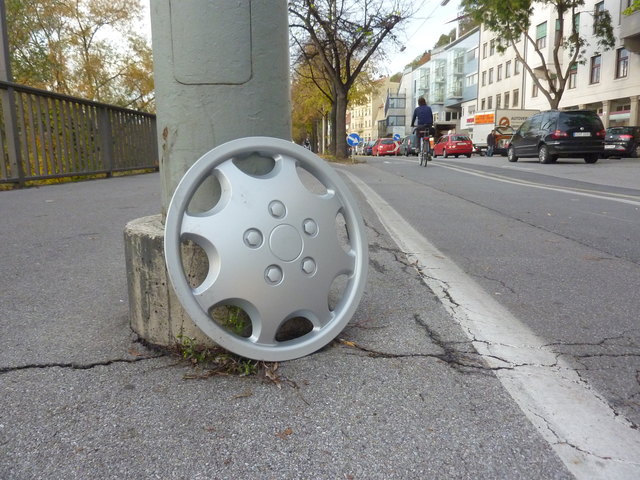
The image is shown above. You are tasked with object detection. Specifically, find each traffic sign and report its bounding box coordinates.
[393,133,401,141]
[347,133,361,146]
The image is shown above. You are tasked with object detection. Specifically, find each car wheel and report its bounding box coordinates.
[466,154,471,158]
[538,145,552,164]
[584,154,598,164]
[443,149,448,158]
[454,155,459,158]
[508,146,518,162]
[632,143,640,158]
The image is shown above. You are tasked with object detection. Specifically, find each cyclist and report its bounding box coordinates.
[410,96,434,157]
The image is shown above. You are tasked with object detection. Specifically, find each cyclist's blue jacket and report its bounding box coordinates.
[411,105,434,126]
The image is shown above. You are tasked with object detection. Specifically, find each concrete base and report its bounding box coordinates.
[123,215,217,348]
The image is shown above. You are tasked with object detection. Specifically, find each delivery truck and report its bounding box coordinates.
[472,109,539,156]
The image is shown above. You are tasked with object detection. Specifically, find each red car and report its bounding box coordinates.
[433,134,473,158]
[372,138,400,156]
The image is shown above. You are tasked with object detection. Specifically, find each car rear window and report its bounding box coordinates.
[607,127,634,135]
[381,139,395,144]
[558,111,603,130]
[451,135,470,141]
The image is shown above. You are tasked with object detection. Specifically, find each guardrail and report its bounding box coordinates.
[0,80,158,185]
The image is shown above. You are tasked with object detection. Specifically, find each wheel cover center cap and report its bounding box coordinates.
[269,224,303,261]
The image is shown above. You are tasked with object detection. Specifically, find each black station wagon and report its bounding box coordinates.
[602,126,640,158]
[507,110,605,164]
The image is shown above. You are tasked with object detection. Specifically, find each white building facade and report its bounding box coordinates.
[477,0,640,127]
[364,2,640,142]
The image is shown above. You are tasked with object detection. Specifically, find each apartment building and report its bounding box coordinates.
[346,77,399,143]
[408,27,480,135]
[476,26,526,113]
[478,0,640,127]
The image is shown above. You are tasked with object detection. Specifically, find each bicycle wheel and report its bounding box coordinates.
[422,139,428,167]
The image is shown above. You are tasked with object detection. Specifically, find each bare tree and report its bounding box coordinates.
[289,0,413,158]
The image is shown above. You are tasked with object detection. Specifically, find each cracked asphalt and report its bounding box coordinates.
[1,172,574,479]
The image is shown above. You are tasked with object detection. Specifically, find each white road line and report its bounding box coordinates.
[389,157,640,206]
[342,169,640,480]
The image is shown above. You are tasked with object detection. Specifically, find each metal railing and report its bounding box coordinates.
[0,80,158,185]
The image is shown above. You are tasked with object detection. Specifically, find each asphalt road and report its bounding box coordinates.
[1,155,639,478]
[340,153,640,477]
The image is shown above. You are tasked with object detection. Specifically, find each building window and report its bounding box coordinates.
[483,43,487,58]
[496,94,502,109]
[505,60,512,78]
[594,2,604,34]
[445,111,459,121]
[514,59,520,75]
[555,19,562,45]
[512,89,519,107]
[616,48,629,78]
[481,98,486,110]
[532,83,538,97]
[568,63,577,89]
[490,39,496,56]
[466,47,478,62]
[481,71,487,86]
[504,91,510,108]
[387,116,405,126]
[590,55,601,84]
[536,22,547,49]
[497,64,503,81]
[488,96,493,109]
[466,73,478,87]
[489,68,494,84]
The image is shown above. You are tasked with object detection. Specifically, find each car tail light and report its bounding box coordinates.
[550,130,568,139]
[596,129,606,138]
[619,134,633,140]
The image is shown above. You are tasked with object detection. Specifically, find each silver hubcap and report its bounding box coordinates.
[164,137,368,361]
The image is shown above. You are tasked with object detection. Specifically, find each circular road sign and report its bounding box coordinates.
[393,133,401,141]
[347,133,361,146]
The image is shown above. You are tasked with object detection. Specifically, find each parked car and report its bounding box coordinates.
[363,140,376,155]
[399,134,419,156]
[433,134,473,158]
[372,138,400,156]
[602,126,640,158]
[507,110,605,164]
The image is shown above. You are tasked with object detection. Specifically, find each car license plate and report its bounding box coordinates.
[574,132,591,137]
[604,144,616,149]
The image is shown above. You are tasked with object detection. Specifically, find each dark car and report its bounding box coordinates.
[602,126,640,158]
[399,134,419,156]
[363,140,376,155]
[507,110,605,164]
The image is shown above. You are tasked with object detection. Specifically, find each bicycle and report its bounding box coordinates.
[417,126,434,167]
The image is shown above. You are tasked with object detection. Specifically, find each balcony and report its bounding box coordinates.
[621,10,640,53]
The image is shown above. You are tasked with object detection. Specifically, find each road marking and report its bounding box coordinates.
[341,169,640,480]
[438,163,640,206]
[388,157,640,206]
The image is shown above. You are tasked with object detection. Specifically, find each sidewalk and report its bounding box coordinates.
[0,172,571,479]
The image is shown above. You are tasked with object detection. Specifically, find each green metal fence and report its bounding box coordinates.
[0,80,158,185]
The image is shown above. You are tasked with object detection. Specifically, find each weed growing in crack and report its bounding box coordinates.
[176,334,210,365]
[174,335,288,385]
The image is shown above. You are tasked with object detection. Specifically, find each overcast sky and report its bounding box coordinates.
[383,0,463,75]
[140,0,463,76]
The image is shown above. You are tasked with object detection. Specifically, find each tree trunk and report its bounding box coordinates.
[329,105,337,156]
[334,88,348,159]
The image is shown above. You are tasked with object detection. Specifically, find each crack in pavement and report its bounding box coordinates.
[0,353,166,375]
